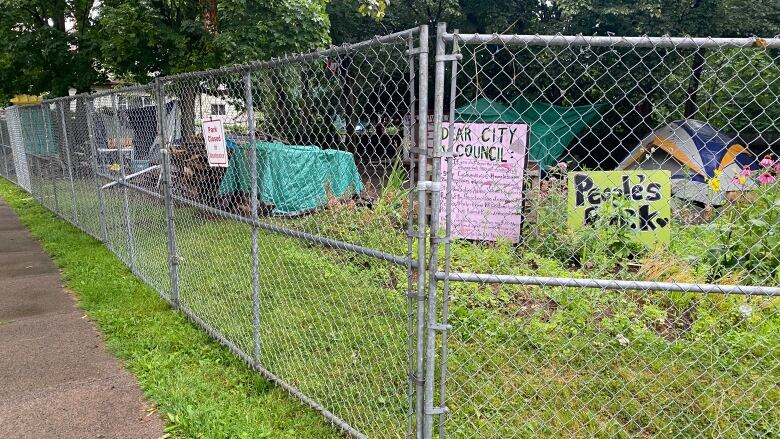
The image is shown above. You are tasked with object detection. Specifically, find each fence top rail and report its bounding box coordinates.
[445,32,780,49]
[160,26,421,83]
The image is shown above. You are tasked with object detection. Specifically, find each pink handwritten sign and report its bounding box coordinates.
[439,122,529,242]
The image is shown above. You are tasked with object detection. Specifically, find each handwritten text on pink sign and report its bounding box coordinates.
[440,123,528,242]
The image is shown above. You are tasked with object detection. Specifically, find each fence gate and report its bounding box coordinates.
[424,23,780,439]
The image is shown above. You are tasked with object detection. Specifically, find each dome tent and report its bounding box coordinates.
[617,119,757,205]
[454,97,605,169]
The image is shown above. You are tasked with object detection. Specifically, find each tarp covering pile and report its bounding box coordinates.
[455,97,605,169]
[219,141,363,215]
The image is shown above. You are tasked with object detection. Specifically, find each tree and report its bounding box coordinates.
[337,0,779,168]
[97,0,330,79]
[96,0,331,137]
[0,0,102,104]
[330,0,547,45]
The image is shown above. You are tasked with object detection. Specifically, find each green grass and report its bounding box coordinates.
[5,172,780,439]
[0,178,341,439]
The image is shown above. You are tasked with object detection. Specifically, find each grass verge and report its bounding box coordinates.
[0,178,340,439]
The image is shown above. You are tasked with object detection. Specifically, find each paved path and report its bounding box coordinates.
[0,198,164,438]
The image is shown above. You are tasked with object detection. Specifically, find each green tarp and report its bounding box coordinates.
[219,141,363,215]
[455,97,605,169]
[18,106,56,157]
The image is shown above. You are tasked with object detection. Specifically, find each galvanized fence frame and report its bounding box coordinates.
[423,23,780,438]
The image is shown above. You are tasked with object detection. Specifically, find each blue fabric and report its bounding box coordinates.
[674,119,755,178]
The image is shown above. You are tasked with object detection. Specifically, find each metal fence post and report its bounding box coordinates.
[58,101,79,225]
[85,97,110,243]
[156,78,180,307]
[405,30,420,439]
[40,104,60,214]
[438,28,459,439]
[110,93,137,271]
[423,22,449,439]
[29,108,42,202]
[0,115,8,178]
[414,23,430,439]
[243,71,261,365]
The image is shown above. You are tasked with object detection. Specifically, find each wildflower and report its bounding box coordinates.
[760,154,774,168]
[739,166,752,177]
[109,163,120,172]
[774,161,780,173]
[713,169,722,177]
[557,162,568,173]
[708,177,721,191]
[731,176,747,185]
[738,303,753,318]
[758,173,776,185]
[616,333,629,346]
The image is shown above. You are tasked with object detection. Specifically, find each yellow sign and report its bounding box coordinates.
[10,94,42,105]
[568,170,671,247]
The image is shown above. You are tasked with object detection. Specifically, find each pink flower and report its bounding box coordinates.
[739,166,752,177]
[731,176,748,185]
[758,173,776,185]
[774,161,780,173]
[760,155,774,168]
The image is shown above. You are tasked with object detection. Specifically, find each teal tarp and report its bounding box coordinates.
[219,142,363,215]
[455,97,605,169]
[18,105,56,157]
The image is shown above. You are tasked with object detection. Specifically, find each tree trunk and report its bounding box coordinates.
[684,48,707,118]
[271,74,290,142]
[340,56,357,153]
[177,86,198,140]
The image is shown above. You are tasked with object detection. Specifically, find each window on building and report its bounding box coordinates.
[211,104,226,116]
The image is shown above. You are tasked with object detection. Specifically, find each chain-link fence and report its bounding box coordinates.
[1,23,779,439]
[429,24,780,439]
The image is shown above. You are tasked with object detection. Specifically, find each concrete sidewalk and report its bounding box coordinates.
[0,199,164,438]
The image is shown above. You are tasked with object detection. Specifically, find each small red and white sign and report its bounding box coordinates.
[202,118,228,167]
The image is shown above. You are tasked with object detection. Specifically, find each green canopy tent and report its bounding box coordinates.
[454,97,605,169]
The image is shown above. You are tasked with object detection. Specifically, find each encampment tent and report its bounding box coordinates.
[455,97,605,169]
[617,119,756,205]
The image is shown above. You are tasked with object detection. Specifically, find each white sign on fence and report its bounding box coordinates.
[202,118,228,167]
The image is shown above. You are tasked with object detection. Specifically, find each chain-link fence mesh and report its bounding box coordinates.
[0,110,16,183]
[428,26,780,439]
[1,27,426,439]
[1,24,779,439]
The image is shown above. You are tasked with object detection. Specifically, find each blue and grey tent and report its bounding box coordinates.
[618,119,756,205]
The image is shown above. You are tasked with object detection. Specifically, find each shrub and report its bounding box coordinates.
[707,155,780,285]
[572,194,648,272]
